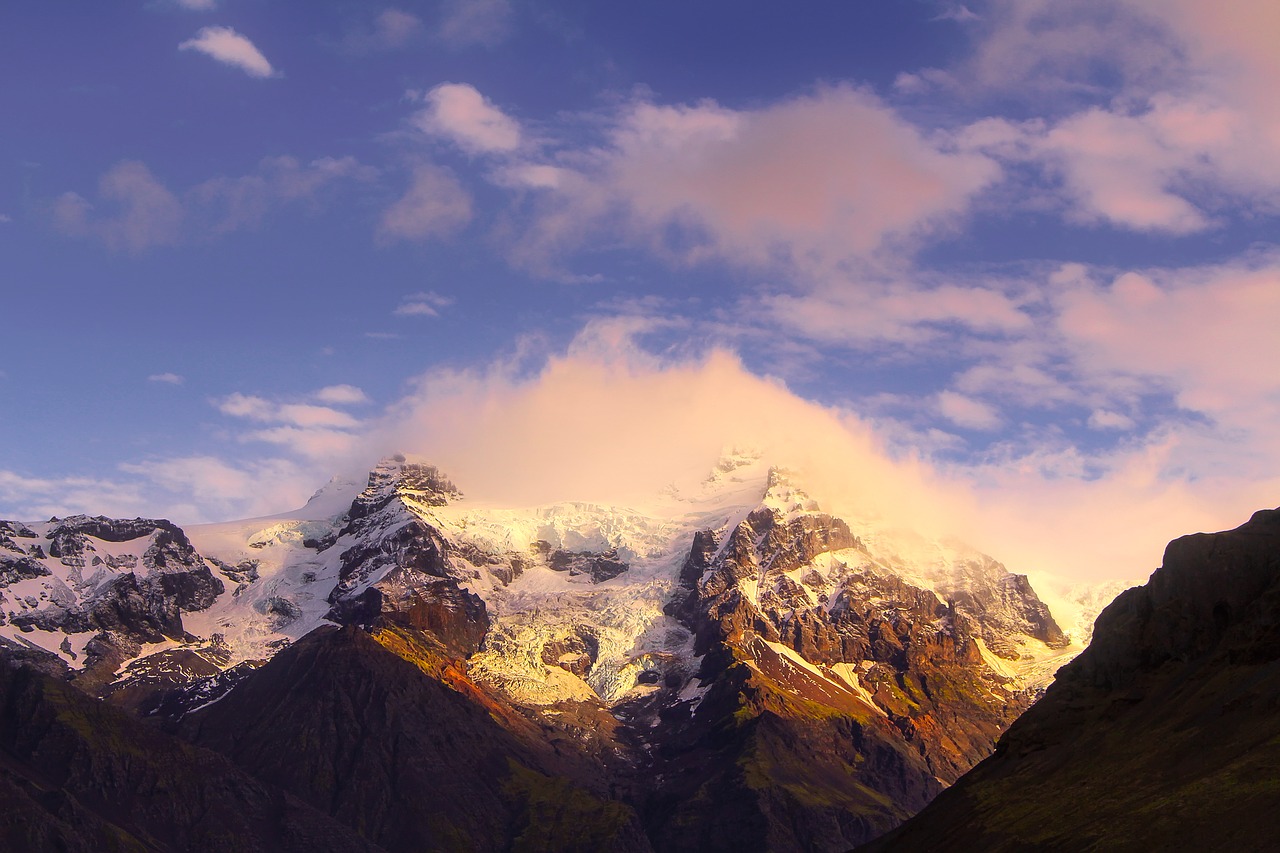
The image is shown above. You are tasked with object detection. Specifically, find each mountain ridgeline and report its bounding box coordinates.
[860,507,1280,851]
[2,454,1118,851]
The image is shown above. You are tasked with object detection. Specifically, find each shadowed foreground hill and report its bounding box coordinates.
[0,651,382,853]
[860,508,1280,852]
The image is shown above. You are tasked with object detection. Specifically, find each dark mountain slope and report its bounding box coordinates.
[860,507,1280,852]
[185,623,649,853]
[0,653,381,853]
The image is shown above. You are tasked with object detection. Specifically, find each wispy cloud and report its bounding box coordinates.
[54,156,374,251]
[172,0,218,10]
[313,384,370,405]
[179,26,277,79]
[53,161,183,253]
[341,8,423,54]
[215,392,365,460]
[378,163,472,243]
[394,291,454,317]
[437,0,513,48]
[148,372,185,385]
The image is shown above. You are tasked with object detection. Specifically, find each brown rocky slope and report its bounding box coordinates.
[859,507,1280,851]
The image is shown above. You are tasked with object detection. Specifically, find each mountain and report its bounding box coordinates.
[859,507,1280,851]
[0,650,382,852]
[0,452,1115,850]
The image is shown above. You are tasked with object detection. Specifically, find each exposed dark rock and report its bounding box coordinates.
[209,556,260,585]
[549,548,630,583]
[0,554,51,586]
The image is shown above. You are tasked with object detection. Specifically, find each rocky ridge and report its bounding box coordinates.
[860,507,1280,852]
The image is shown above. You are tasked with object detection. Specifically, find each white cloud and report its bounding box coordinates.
[437,0,513,48]
[148,372,185,385]
[314,384,370,405]
[179,26,277,79]
[378,163,473,243]
[53,161,183,253]
[394,291,454,317]
[413,83,522,154]
[0,469,149,522]
[173,0,217,9]
[117,456,315,522]
[216,393,359,429]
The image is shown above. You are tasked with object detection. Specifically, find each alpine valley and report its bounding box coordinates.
[0,452,1123,851]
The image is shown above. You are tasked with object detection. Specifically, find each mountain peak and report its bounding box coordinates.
[761,465,820,515]
[348,455,462,520]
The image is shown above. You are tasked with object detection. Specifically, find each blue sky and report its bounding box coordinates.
[3,1,1279,580]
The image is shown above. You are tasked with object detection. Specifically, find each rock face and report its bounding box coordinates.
[860,508,1280,852]
[0,453,1101,852]
[641,492,1043,850]
[0,515,224,694]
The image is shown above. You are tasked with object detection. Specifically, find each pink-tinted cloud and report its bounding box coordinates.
[378,163,473,243]
[179,26,276,79]
[1055,258,1280,415]
[192,155,376,234]
[508,85,1000,273]
[952,1,1280,230]
[413,83,521,154]
[762,280,1030,348]
[937,390,1002,431]
[437,0,513,48]
[342,8,422,53]
[53,161,183,253]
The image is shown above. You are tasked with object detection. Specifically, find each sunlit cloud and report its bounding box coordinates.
[179,26,277,79]
[501,85,1000,275]
[413,83,522,154]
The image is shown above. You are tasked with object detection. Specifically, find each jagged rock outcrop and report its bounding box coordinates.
[0,515,224,694]
[643,487,1049,850]
[860,507,1280,852]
